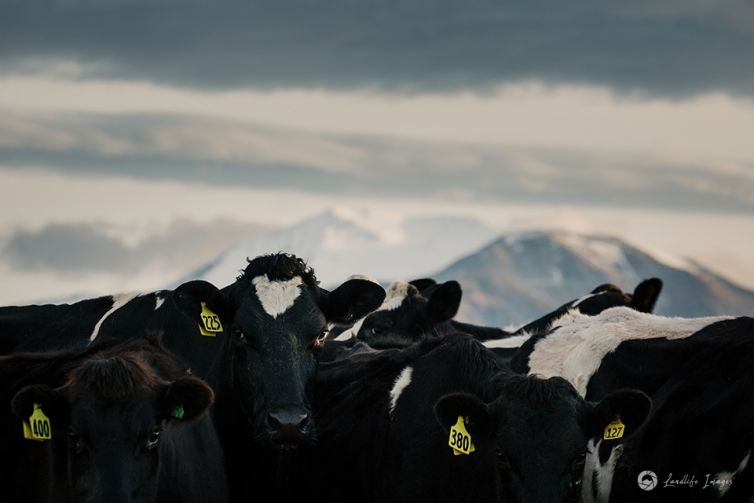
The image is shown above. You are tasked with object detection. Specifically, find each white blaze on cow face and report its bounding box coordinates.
[527,307,733,396]
[713,450,750,497]
[380,281,411,312]
[89,291,143,343]
[252,275,304,319]
[389,366,413,415]
[582,439,623,503]
[154,293,165,311]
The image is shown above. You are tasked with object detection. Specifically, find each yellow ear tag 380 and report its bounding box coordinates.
[603,417,625,441]
[198,302,223,337]
[23,403,52,441]
[448,416,475,456]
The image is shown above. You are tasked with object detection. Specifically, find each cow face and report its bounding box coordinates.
[11,362,213,503]
[435,378,651,503]
[354,280,462,348]
[223,254,385,448]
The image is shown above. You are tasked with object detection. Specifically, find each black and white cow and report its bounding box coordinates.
[333,277,662,351]
[508,308,754,502]
[0,253,386,501]
[0,336,226,503]
[303,334,651,503]
[590,337,754,503]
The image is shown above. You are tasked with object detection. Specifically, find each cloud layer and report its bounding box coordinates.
[1,111,753,213]
[2,0,753,96]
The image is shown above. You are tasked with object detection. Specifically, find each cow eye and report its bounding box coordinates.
[146,429,161,450]
[496,449,513,471]
[370,326,384,336]
[571,451,586,475]
[67,431,84,454]
[234,328,246,342]
[314,329,329,347]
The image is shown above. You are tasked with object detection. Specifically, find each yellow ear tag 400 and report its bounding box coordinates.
[448,416,475,456]
[198,302,223,337]
[23,403,52,441]
[603,417,625,440]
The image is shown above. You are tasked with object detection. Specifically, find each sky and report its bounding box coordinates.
[0,0,753,303]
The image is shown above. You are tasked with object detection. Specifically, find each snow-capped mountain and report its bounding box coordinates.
[177,209,497,288]
[435,231,754,327]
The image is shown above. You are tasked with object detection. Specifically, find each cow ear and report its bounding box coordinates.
[158,377,214,423]
[630,278,663,313]
[320,279,386,324]
[11,384,68,423]
[434,393,494,439]
[427,281,462,323]
[173,280,234,324]
[586,389,651,441]
[409,278,437,293]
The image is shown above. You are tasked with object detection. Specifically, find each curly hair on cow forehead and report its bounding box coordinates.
[238,252,319,289]
[497,373,580,404]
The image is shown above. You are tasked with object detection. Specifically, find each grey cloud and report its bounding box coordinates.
[1,111,753,213]
[0,1,753,96]
[2,219,269,275]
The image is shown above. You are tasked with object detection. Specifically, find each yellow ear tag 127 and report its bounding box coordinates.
[23,403,52,441]
[603,417,625,440]
[198,302,223,337]
[448,416,475,456]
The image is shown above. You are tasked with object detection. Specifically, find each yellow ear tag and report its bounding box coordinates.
[24,403,52,441]
[448,416,475,456]
[603,417,625,440]
[198,302,223,337]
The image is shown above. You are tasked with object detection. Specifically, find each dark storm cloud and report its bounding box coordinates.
[1,0,753,96]
[1,111,753,214]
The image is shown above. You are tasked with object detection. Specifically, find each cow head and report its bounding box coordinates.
[220,253,385,448]
[434,376,651,503]
[353,280,462,349]
[11,349,213,503]
[575,278,663,315]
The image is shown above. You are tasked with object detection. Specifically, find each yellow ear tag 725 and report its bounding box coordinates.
[23,403,52,441]
[198,302,223,337]
[448,416,475,456]
[603,417,625,440]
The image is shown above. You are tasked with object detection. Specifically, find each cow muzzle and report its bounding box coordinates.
[266,406,314,448]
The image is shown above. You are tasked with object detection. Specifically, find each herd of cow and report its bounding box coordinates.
[0,252,751,503]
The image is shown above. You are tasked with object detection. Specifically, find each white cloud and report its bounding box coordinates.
[2,75,754,165]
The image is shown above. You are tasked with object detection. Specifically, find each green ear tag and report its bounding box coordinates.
[25,403,52,441]
[603,417,625,440]
[171,405,185,420]
[448,416,475,456]
[198,302,223,337]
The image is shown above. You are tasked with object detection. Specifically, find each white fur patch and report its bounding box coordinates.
[335,316,364,341]
[381,281,411,312]
[90,291,142,343]
[252,275,303,318]
[483,333,531,349]
[389,366,413,414]
[714,451,750,497]
[582,439,623,503]
[528,307,732,396]
[154,293,165,311]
